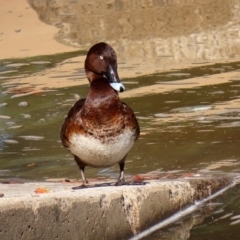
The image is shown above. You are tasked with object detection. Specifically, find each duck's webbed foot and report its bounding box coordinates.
[115,178,126,186]
[72,158,89,190]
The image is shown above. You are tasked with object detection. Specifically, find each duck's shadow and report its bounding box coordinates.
[72,181,147,190]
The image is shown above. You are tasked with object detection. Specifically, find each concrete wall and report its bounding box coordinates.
[0,177,232,239]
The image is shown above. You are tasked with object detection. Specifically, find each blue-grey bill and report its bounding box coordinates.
[110,82,125,92]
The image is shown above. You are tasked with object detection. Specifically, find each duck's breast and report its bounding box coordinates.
[69,129,135,167]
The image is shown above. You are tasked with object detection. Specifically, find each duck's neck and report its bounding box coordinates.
[87,78,119,107]
[82,78,122,123]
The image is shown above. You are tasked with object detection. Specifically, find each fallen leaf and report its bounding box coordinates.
[135,175,145,181]
[35,187,49,194]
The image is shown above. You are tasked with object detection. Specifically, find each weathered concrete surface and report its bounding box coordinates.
[0,176,233,240]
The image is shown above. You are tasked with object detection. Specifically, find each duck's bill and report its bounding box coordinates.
[105,65,125,92]
[110,82,125,92]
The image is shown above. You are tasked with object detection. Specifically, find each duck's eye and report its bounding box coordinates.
[99,55,104,60]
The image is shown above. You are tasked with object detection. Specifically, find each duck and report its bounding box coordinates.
[60,42,140,186]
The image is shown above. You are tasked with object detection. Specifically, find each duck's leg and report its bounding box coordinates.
[115,156,146,186]
[80,166,88,185]
[73,155,88,185]
[115,156,126,186]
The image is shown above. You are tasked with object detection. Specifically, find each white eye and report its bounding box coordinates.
[99,55,104,60]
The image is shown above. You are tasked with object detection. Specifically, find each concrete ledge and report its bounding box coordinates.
[0,176,233,239]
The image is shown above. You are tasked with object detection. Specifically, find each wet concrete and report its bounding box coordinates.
[0,176,235,239]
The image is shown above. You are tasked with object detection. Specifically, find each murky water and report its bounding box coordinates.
[1,0,240,238]
[1,58,240,180]
[143,184,240,240]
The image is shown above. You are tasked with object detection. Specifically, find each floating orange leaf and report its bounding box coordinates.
[35,187,49,194]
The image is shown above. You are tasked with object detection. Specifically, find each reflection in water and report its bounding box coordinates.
[28,0,240,74]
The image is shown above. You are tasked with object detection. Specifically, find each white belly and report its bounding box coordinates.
[69,131,135,167]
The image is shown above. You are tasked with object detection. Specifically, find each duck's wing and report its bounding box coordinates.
[122,102,140,141]
[60,98,86,148]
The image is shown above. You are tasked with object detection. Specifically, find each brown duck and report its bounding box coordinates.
[60,42,140,186]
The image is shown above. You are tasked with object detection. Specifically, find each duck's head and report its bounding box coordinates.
[84,42,125,93]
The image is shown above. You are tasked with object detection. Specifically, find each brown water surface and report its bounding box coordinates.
[1,58,240,180]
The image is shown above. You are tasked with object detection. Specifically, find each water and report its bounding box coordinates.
[1,59,240,180]
[1,0,240,238]
[143,184,240,240]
